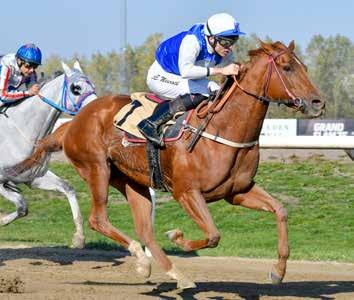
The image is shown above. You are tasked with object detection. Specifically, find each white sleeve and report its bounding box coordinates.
[178,35,208,79]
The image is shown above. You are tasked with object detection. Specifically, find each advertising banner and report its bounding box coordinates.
[298,119,354,136]
[261,119,297,136]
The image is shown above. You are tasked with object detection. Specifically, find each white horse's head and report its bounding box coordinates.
[39,61,97,116]
[58,61,97,114]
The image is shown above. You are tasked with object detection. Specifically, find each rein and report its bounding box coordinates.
[186,50,305,150]
[38,76,95,116]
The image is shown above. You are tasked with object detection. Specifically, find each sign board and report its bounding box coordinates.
[298,119,354,136]
[261,119,297,136]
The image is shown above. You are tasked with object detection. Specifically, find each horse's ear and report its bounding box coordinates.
[259,39,273,54]
[288,40,295,52]
[73,60,83,73]
[61,61,73,77]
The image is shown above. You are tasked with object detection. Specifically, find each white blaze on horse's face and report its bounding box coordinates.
[61,61,97,111]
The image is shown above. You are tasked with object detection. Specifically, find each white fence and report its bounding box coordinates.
[260,136,354,149]
[54,118,354,150]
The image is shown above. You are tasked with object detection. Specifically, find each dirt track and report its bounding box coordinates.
[0,246,353,299]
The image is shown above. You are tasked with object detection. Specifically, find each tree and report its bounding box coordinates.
[306,34,354,118]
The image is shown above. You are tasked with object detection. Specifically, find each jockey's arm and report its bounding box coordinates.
[178,36,240,78]
[0,65,30,102]
[178,35,209,79]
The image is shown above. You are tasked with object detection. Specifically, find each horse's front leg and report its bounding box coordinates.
[0,183,28,225]
[226,183,289,284]
[30,171,85,249]
[167,189,221,251]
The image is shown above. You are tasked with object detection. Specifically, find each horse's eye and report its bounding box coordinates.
[70,84,82,96]
[283,64,291,72]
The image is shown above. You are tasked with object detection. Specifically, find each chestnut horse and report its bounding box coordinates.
[12,41,324,289]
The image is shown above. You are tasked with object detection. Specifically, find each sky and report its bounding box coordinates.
[1,0,353,59]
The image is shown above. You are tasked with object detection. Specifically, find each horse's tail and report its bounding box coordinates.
[7,121,71,175]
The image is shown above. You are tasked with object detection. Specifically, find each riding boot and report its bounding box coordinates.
[137,101,173,146]
[137,94,206,147]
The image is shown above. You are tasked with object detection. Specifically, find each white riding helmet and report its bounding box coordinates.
[205,13,245,37]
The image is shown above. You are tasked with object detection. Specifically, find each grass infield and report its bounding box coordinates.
[0,159,353,262]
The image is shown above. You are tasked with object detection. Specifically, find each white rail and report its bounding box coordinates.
[259,136,354,149]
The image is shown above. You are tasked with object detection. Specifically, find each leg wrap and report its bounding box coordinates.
[128,240,151,278]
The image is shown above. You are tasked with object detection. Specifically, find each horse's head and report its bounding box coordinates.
[38,61,96,116]
[248,40,325,117]
[60,61,97,114]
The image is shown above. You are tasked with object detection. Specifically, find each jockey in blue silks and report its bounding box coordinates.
[137,13,245,147]
[0,44,42,103]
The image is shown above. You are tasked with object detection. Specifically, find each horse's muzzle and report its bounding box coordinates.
[307,98,325,117]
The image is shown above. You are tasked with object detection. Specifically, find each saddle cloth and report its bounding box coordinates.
[113,92,192,143]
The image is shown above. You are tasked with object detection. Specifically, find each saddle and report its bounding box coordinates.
[113,92,196,191]
[113,92,193,146]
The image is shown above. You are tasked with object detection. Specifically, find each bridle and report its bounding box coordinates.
[38,75,96,116]
[233,50,306,111]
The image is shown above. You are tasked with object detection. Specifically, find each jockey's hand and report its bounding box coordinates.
[221,63,240,76]
[28,84,40,96]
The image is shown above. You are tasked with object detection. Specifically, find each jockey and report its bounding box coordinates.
[0,43,42,104]
[138,13,245,146]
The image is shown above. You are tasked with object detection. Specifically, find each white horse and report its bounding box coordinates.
[0,61,97,248]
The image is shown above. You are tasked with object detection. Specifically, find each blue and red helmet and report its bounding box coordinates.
[16,43,42,65]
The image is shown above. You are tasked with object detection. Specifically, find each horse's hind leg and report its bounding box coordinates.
[29,170,85,249]
[0,183,28,225]
[78,162,132,247]
[121,179,195,289]
[73,161,151,278]
[225,183,289,284]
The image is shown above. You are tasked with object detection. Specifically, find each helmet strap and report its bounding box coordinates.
[207,36,218,51]
[206,21,218,51]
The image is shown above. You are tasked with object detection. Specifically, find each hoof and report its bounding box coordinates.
[269,266,283,284]
[165,229,182,241]
[177,278,196,290]
[128,240,151,278]
[136,256,151,278]
[167,264,195,290]
[0,213,11,226]
[71,234,85,249]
